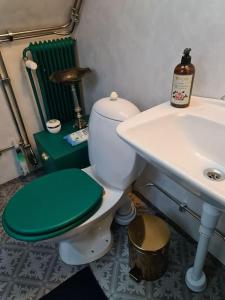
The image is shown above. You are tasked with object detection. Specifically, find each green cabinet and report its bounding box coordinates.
[34,121,90,174]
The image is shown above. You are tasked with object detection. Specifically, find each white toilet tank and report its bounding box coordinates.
[88,92,145,190]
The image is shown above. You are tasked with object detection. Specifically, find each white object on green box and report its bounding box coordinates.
[64,128,88,146]
[46,119,61,134]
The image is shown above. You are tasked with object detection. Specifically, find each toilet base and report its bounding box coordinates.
[59,215,113,265]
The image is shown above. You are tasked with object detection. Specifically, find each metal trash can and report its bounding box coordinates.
[128,214,170,282]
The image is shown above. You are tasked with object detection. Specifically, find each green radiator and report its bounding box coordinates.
[23,38,89,173]
[23,37,80,125]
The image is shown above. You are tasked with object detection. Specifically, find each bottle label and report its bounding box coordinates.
[171,74,193,105]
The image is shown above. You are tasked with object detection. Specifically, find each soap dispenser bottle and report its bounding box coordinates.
[171,48,195,108]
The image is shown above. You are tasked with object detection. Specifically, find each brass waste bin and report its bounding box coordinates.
[128,214,171,282]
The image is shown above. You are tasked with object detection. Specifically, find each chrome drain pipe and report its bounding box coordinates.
[143,182,225,242]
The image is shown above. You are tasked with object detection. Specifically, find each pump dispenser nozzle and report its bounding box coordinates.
[181,48,192,65]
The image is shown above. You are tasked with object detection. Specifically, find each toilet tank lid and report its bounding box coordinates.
[93,92,140,121]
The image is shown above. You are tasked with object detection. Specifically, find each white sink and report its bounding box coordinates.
[117,96,225,209]
[117,96,225,292]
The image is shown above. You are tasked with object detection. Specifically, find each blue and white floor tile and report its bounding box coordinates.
[0,172,225,299]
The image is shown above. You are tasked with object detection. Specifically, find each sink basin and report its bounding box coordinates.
[117,96,225,209]
[117,95,225,292]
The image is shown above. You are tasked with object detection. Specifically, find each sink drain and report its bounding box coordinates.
[203,168,225,182]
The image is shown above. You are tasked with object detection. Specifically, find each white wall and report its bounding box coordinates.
[0,0,74,32]
[77,0,225,113]
[76,0,225,264]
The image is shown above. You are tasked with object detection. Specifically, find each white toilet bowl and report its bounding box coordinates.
[58,166,126,264]
[3,93,145,265]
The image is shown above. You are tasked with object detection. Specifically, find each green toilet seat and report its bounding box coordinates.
[3,169,103,242]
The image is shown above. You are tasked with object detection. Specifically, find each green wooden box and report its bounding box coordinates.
[34,121,90,174]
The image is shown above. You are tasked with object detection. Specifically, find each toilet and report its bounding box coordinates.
[2,92,145,265]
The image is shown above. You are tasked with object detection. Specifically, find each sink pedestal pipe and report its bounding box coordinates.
[185,203,221,292]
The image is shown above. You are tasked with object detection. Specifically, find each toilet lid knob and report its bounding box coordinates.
[110,91,118,101]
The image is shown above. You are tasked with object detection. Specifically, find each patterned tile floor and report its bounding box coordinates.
[0,172,225,299]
